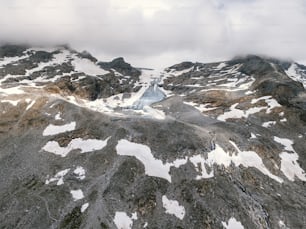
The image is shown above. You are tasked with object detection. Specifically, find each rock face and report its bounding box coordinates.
[0,46,306,229]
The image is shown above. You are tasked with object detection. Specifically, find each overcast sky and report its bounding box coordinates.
[0,0,306,68]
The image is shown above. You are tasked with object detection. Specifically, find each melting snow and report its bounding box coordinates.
[81,203,89,213]
[162,195,185,220]
[45,168,70,185]
[222,217,244,229]
[42,122,76,136]
[70,189,84,201]
[42,137,110,157]
[113,212,134,229]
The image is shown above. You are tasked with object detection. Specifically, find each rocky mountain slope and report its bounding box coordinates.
[0,45,306,229]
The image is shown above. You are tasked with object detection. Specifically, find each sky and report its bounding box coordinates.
[0,0,306,68]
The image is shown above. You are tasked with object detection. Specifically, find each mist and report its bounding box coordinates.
[0,0,306,68]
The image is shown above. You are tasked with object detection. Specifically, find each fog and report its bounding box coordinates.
[0,0,306,68]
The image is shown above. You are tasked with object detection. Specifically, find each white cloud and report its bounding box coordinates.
[0,0,305,67]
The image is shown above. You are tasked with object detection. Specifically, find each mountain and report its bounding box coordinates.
[0,45,306,229]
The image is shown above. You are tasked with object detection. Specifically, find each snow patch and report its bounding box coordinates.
[273,136,306,181]
[217,103,266,121]
[26,100,36,110]
[285,63,306,88]
[70,189,84,201]
[1,99,20,106]
[190,141,282,182]
[42,122,76,136]
[73,166,86,180]
[162,195,185,220]
[42,137,110,157]
[116,139,282,183]
[113,212,135,229]
[222,217,244,229]
[262,121,276,128]
[279,152,306,181]
[274,137,295,152]
[184,101,217,112]
[55,113,63,120]
[45,168,70,185]
[81,203,89,213]
[72,56,108,76]
[116,139,188,182]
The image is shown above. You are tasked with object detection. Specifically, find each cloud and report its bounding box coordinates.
[0,0,306,67]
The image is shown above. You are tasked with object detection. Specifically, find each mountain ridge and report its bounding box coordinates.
[0,44,306,229]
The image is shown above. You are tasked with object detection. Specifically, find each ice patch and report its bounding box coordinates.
[45,168,70,185]
[81,203,89,213]
[162,195,185,220]
[222,217,244,229]
[42,137,110,157]
[70,189,84,201]
[42,122,76,136]
[132,83,165,109]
